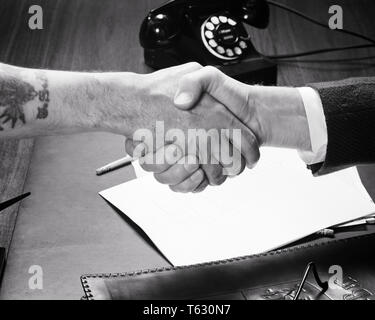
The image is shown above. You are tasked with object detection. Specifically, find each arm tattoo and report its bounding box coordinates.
[0,70,49,131]
[36,77,49,120]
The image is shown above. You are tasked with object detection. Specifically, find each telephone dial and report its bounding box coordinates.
[139,0,277,84]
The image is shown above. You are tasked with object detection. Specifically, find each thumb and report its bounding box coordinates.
[174,66,251,125]
[173,66,225,110]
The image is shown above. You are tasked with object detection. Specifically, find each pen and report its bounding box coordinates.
[332,213,375,228]
[0,192,31,212]
[96,155,134,176]
[315,215,375,237]
[315,228,335,238]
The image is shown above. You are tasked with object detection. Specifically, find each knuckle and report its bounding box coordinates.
[208,174,224,186]
[205,165,225,184]
[214,175,227,186]
[212,102,227,117]
[176,165,189,179]
[210,165,224,177]
[187,61,202,70]
[154,172,167,184]
[169,165,190,185]
[169,185,179,193]
[183,182,196,193]
[203,65,219,77]
[183,71,198,84]
[183,154,199,168]
[139,156,156,171]
[165,145,182,164]
[139,162,152,172]
[170,184,187,194]
[194,185,207,193]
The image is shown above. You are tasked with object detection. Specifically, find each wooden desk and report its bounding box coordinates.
[0,0,374,299]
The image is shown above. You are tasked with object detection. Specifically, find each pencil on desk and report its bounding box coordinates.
[96,156,134,176]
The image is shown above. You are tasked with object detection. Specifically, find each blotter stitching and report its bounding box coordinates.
[80,232,375,300]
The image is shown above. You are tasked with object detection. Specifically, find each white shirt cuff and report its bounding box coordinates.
[297,87,328,165]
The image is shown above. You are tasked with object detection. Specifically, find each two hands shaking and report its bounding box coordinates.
[125,62,312,193]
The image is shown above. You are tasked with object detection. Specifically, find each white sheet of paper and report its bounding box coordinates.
[100,148,375,266]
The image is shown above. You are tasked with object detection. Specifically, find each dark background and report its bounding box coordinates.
[0,0,374,299]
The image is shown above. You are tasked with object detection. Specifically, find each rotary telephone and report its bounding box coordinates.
[139,0,277,84]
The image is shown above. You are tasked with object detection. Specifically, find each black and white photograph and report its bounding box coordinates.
[0,0,375,309]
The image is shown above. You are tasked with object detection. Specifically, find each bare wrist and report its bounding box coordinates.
[248,86,311,151]
[87,72,146,137]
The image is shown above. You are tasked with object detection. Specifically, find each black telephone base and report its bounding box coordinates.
[218,56,277,85]
[143,48,277,86]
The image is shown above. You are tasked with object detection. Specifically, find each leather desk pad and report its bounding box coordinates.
[81,232,375,300]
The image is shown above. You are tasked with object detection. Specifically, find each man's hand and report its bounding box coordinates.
[174,66,311,150]
[145,66,312,192]
[124,63,260,192]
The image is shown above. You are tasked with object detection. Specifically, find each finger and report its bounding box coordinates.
[233,155,246,177]
[170,169,205,193]
[125,138,148,158]
[224,130,256,177]
[154,155,199,185]
[193,177,209,193]
[201,163,227,186]
[140,144,183,173]
[196,136,227,186]
[217,134,246,177]
[226,117,261,169]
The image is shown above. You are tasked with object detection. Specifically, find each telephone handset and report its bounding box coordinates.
[139,0,277,84]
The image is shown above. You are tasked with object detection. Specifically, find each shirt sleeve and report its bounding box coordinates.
[297,87,328,165]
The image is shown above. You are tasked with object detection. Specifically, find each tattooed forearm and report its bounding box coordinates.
[36,77,49,120]
[0,62,141,139]
[0,66,49,131]
[0,75,36,130]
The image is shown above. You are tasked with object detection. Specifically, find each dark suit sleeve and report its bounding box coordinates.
[306,77,375,175]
